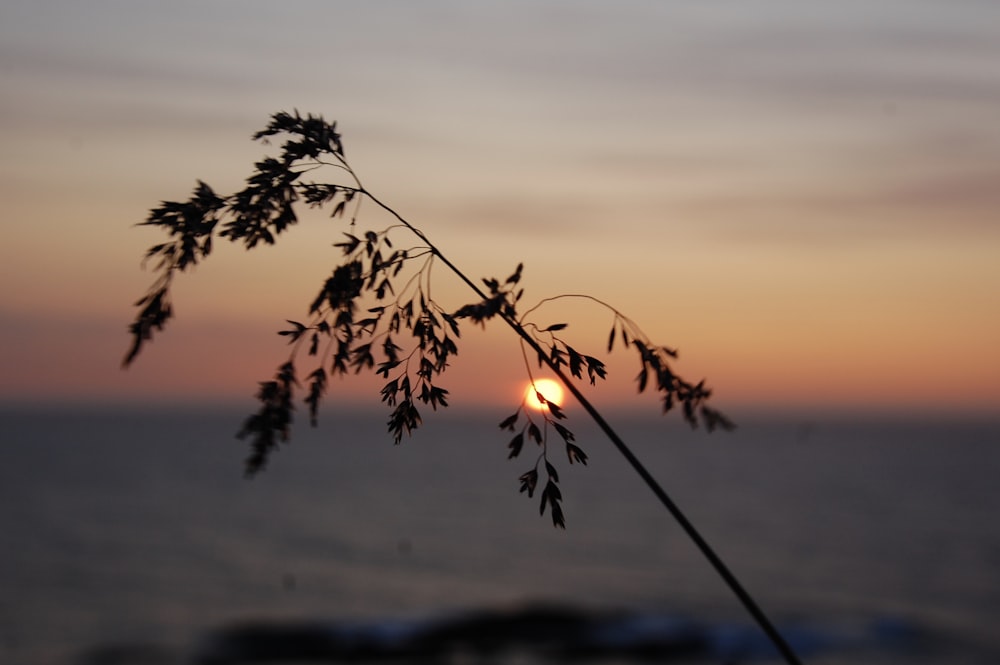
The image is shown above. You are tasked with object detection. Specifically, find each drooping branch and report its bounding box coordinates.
[124,111,801,665]
[124,110,733,520]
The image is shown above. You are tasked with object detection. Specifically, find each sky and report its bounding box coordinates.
[1,0,998,418]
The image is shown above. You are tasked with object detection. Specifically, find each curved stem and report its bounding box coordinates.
[360,190,803,665]
[519,293,649,348]
[518,293,619,323]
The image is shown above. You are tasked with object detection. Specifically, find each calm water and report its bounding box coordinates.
[1,406,998,664]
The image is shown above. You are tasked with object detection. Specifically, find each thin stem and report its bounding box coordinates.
[519,293,648,347]
[518,293,619,323]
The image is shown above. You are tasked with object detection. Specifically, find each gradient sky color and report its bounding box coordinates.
[1,1,998,416]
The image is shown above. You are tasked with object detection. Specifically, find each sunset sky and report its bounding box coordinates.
[1,1,998,417]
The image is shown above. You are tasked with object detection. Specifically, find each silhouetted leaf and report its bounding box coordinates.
[351,343,375,373]
[383,336,403,362]
[701,406,736,432]
[519,469,538,497]
[278,320,307,342]
[441,312,461,337]
[539,480,563,525]
[122,287,173,368]
[584,356,607,384]
[238,363,297,476]
[567,346,584,379]
[527,422,542,445]
[387,400,421,444]
[547,401,566,419]
[334,233,360,254]
[637,366,649,393]
[376,278,393,299]
[507,432,524,459]
[550,500,566,529]
[566,443,588,465]
[376,359,402,378]
[553,422,575,443]
[425,385,449,410]
[380,378,399,406]
[305,367,327,426]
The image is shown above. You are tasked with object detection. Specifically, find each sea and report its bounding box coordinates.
[1,405,998,665]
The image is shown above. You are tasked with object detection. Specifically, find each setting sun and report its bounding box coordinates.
[524,378,565,411]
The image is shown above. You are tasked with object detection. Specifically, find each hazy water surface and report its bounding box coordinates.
[1,406,998,664]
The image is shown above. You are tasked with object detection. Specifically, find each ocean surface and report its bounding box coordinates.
[1,405,998,664]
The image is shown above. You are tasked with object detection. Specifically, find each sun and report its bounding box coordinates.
[524,378,565,411]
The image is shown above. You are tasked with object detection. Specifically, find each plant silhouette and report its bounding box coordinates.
[124,111,802,664]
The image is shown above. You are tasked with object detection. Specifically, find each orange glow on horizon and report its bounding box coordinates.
[2,4,999,417]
